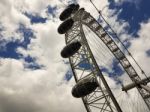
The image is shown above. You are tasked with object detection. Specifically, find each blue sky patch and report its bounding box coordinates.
[46,5,57,17]
[78,62,91,70]
[24,55,43,70]
[0,23,33,59]
[17,24,34,49]
[146,49,150,57]
[64,70,73,81]
[24,12,47,24]
[25,63,42,70]
[0,24,3,32]
[101,67,123,84]
[101,60,124,84]
[24,55,36,63]
[108,0,150,37]
[0,24,42,70]
[111,60,124,76]
[122,39,131,49]
[0,40,21,59]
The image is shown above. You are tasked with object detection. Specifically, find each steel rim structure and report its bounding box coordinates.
[58,4,150,112]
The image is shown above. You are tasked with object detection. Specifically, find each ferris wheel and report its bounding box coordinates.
[58,3,150,112]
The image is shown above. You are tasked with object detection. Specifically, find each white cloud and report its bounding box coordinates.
[128,19,150,77]
[0,58,84,112]
[0,1,29,42]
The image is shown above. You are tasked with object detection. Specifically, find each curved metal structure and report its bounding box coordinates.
[58,4,150,112]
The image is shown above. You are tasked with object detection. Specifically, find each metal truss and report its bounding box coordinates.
[64,8,150,112]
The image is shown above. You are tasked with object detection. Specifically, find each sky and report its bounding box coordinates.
[0,0,150,112]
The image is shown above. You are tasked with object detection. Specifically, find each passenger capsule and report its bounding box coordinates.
[58,18,74,34]
[72,76,98,98]
[59,4,80,21]
[61,41,82,58]
[69,4,80,12]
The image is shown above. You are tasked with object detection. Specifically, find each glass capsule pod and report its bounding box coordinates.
[58,18,74,34]
[72,76,98,98]
[59,4,80,21]
[61,41,82,58]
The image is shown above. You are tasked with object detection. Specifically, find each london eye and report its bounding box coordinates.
[58,3,150,112]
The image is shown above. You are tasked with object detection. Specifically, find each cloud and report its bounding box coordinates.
[128,19,150,77]
[0,0,30,42]
[0,58,84,112]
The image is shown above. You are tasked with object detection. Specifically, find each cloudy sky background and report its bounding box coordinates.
[0,0,150,112]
